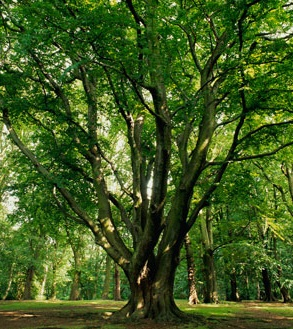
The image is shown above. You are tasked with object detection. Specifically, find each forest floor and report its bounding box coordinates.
[0,300,293,329]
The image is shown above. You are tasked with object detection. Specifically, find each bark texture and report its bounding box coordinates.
[184,234,200,305]
[261,268,276,302]
[201,208,218,304]
[23,266,35,300]
[230,269,240,302]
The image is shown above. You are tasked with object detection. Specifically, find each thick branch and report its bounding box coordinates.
[2,108,132,268]
[238,120,293,145]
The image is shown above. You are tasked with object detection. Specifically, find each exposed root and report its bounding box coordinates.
[110,300,205,325]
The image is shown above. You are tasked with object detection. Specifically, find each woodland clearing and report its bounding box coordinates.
[0,300,293,329]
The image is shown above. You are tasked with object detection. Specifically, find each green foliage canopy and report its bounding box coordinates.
[1,0,293,319]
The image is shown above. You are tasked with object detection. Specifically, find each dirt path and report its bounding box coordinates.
[0,302,292,329]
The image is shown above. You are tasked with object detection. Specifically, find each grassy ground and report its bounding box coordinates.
[0,299,293,329]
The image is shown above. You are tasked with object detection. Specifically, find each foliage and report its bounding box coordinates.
[0,0,293,319]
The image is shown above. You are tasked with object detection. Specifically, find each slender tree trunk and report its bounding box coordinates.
[202,250,218,303]
[114,263,121,301]
[276,266,291,303]
[279,285,291,303]
[184,234,199,305]
[91,257,99,300]
[2,263,14,300]
[261,268,276,302]
[23,266,35,300]
[49,264,57,300]
[69,270,81,300]
[102,254,112,299]
[39,265,48,300]
[201,208,218,304]
[69,248,82,300]
[244,276,250,300]
[257,282,261,300]
[91,249,101,300]
[230,268,240,302]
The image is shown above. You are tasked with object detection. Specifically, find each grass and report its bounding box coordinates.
[248,303,293,319]
[177,299,244,318]
[1,299,293,329]
[0,299,124,311]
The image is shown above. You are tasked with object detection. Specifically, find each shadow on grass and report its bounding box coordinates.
[0,300,293,329]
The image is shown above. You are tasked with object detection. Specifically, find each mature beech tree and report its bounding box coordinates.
[1,0,293,320]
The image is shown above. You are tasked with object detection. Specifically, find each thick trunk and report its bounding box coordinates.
[116,246,187,321]
[122,280,182,320]
[120,272,184,321]
[261,268,276,302]
[23,266,35,300]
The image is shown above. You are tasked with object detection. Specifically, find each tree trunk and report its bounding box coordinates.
[202,250,218,303]
[230,269,240,302]
[280,286,291,303]
[257,282,261,300]
[2,263,14,300]
[244,276,250,300]
[69,270,81,300]
[114,263,121,301]
[184,234,200,305]
[69,247,82,300]
[49,264,57,300]
[117,244,186,321]
[201,208,218,304]
[276,266,291,303]
[261,268,276,302]
[102,254,112,299]
[38,264,48,300]
[23,266,35,300]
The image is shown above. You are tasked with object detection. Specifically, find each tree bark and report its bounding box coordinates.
[39,264,48,300]
[23,266,35,300]
[116,243,186,321]
[244,276,250,300]
[280,286,291,303]
[69,246,82,301]
[69,269,81,300]
[2,263,14,300]
[184,234,200,305]
[261,268,276,302]
[102,254,112,299]
[201,208,218,304]
[114,263,121,301]
[49,264,57,300]
[276,266,291,303]
[202,251,218,303]
[230,269,240,302]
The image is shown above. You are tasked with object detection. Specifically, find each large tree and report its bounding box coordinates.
[1,0,293,320]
